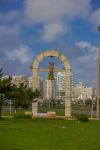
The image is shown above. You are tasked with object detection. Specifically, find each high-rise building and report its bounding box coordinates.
[28,76,45,100]
[57,72,67,100]
[38,77,45,99]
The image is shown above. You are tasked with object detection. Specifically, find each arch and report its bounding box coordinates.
[32,50,72,118]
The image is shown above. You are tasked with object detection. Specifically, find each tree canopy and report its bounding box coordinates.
[0,68,41,118]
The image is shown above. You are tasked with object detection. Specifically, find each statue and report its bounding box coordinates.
[48,62,55,80]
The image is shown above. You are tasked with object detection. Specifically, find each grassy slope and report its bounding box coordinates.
[0,119,100,150]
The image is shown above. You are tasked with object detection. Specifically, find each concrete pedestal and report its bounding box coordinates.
[65,97,71,118]
[32,102,38,117]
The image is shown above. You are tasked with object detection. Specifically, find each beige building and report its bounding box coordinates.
[73,82,93,102]
[1,76,10,80]
[11,75,28,86]
[1,75,29,87]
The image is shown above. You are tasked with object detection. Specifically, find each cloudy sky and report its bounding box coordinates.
[0,0,100,87]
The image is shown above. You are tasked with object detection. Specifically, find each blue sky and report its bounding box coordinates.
[0,0,100,87]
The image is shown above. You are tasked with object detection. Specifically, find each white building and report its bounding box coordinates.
[57,72,67,100]
[1,75,28,87]
[1,75,10,80]
[44,79,57,100]
[73,82,93,102]
[11,75,28,87]
[28,76,45,99]
[39,77,45,99]
[28,76,32,88]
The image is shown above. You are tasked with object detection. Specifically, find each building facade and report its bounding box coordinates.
[44,79,57,100]
[57,72,67,100]
[73,82,93,102]
[11,75,28,87]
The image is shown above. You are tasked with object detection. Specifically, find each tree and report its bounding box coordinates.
[19,88,37,109]
[0,69,12,118]
[33,88,41,99]
[85,99,92,106]
[13,87,33,109]
[7,84,21,109]
[0,69,3,78]
[0,68,41,117]
[10,84,41,109]
[0,69,3,118]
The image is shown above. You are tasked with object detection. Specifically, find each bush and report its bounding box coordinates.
[76,114,89,122]
[13,114,31,119]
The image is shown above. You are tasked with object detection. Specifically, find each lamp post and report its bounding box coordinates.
[96,26,100,119]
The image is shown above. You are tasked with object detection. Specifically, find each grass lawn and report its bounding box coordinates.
[0,119,100,150]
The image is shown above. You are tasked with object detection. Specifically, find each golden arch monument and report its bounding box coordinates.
[32,50,72,118]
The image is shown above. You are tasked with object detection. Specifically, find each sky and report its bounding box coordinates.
[0,0,100,87]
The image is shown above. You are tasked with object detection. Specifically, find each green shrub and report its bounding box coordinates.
[0,117,8,121]
[13,114,31,119]
[76,114,89,122]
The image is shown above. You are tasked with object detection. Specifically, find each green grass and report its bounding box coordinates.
[0,119,100,150]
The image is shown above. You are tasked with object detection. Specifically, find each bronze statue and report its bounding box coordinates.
[48,62,55,80]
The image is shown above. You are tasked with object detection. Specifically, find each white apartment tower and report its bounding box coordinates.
[57,72,67,100]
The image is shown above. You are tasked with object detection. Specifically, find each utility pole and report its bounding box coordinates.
[96,26,100,119]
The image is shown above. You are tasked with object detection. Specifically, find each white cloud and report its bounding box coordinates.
[75,41,98,65]
[0,11,21,52]
[5,45,34,63]
[42,22,70,42]
[0,24,21,54]
[0,24,20,36]
[71,40,98,86]
[0,11,20,24]
[75,41,98,53]
[78,53,96,63]
[23,0,91,42]
[90,8,100,27]
[75,41,91,49]
[24,0,91,24]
